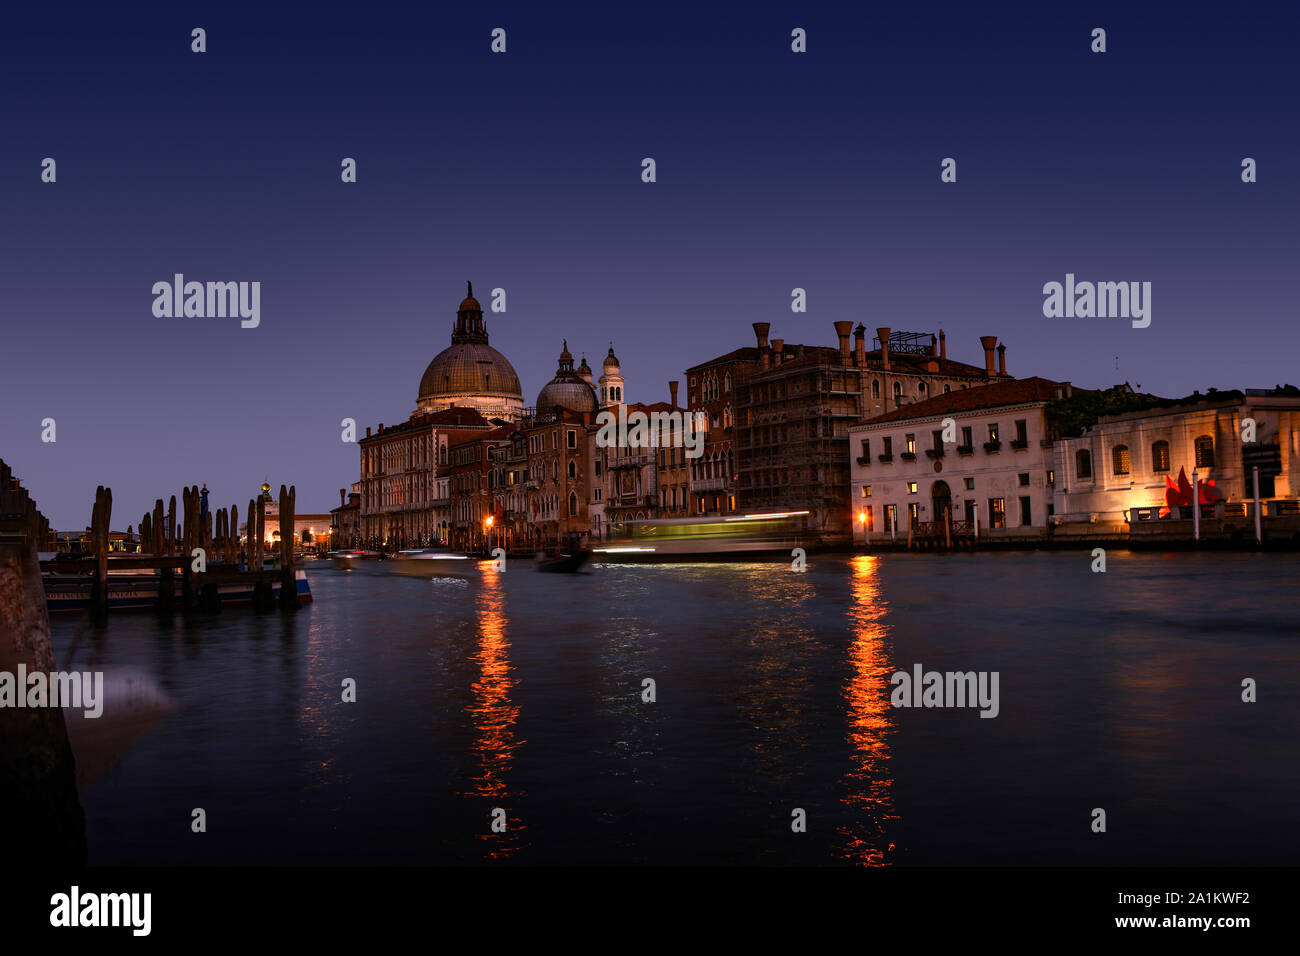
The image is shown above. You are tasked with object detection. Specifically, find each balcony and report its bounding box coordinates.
[877,454,893,463]
[1010,439,1029,450]
[855,456,870,466]
[693,476,729,492]
[983,441,1001,454]
[900,452,917,461]
[956,445,974,456]
[925,448,944,459]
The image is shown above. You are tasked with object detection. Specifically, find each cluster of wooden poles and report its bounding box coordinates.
[82,482,301,622]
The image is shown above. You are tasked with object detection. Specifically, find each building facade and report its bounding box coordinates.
[849,377,1065,545]
[737,321,1011,544]
[1052,388,1300,523]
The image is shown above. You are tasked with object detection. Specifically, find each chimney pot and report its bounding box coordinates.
[939,329,947,360]
[854,323,866,366]
[669,380,679,408]
[997,343,1007,376]
[753,322,771,350]
[979,336,998,377]
[834,320,853,366]
[771,338,785,365]
[876,328,892,370]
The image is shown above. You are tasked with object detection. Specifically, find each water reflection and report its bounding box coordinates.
[839,554,899,865]
[466,568,525,859]
[737,565,817,787]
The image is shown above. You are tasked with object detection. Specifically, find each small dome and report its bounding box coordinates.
[537,340,598,413]
[603,346,620,368]
[537,379,598,414]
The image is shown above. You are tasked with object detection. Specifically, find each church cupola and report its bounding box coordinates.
[451,281,488,344]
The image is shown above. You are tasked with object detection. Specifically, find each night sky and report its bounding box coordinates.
[2,2,1296,529]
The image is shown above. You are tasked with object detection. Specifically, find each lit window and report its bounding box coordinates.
[1151,440,1170,472]
[907,482,918,494]
[1194,435,1215,468]
[1113,445,1131,476]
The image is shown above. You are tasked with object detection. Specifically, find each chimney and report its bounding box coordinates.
[854,323,866,366]
[339,488,346,507]
[876,328,891,370]
[379,422,384,432]
[997,343,1007,376]
[1062,381,1073,398]
[365,426,372,438]
[931,334,938,357]
[771,338,784,365]
[979,336,998,377]
[834,321,853,366]
[939,329,947,360]
[669,380,679,408]
[753,322,770,351]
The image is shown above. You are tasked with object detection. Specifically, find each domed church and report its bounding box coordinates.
[536,341,599,415]
[416,283,524,421]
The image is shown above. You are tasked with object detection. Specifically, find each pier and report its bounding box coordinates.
[40,481,309,618]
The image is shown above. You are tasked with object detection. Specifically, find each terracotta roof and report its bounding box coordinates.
[753,345,987,378]
[685,347,761,372]
[855,377,1070,427]
[425,406,491,427]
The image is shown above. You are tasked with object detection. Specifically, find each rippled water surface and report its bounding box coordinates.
[52,552,1300,865]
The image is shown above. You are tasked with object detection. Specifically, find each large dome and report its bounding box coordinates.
[536,340,598,414]
[415,282,524,420]
[418,343,522,404]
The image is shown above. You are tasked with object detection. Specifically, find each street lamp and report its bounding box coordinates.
[485,514,495,552]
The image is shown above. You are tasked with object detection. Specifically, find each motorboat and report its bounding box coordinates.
[535,549,591,573]
[385,548,479,578]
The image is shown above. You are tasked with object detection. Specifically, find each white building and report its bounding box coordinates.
[1052,388,1300,523]
[848,378,1066,544]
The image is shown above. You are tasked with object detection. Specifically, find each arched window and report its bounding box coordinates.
[1151,440,1170,472]
[1112,445,1131,476]
[872,380,880,399]
[567,460,576,479]
[918,382,927,393]
[724,373,731,393]
[568,492,578,516]
[1194,435,1215,468]
[439,445,448,465]
[1076,449,1092,479]
[943,384,951,394]
[892,382,902,400]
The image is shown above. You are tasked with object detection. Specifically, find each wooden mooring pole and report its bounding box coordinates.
[279,485,299,612]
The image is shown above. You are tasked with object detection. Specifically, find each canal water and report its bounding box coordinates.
[52,552,1299,866]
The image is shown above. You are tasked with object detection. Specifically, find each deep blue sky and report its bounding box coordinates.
[2,2,1296,528]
